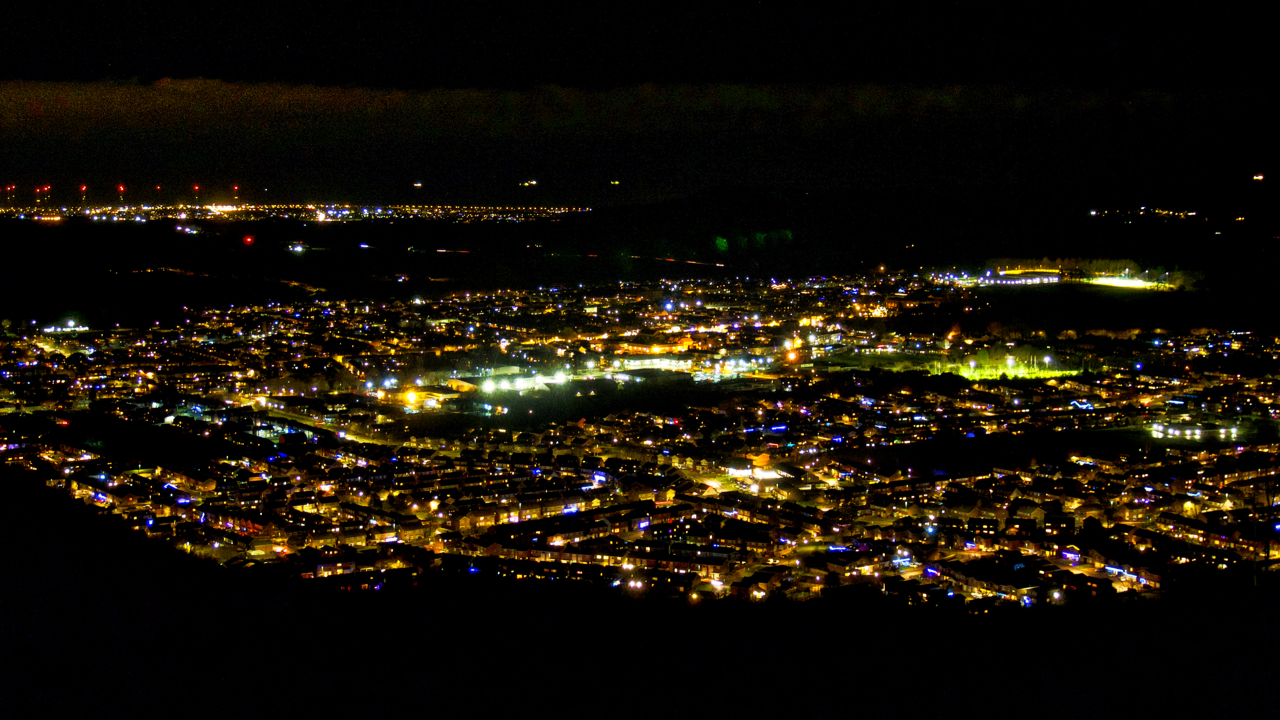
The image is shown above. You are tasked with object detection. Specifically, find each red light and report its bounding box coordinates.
[194,185,199,191]
[243,235,255,246]
[233,185,239,191]
[80,185,87,192]
[118,185,125,192]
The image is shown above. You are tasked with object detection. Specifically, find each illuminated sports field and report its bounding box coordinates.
[1084,277,1163,290]
[821,351,1079,380]
[953,364,1079,380]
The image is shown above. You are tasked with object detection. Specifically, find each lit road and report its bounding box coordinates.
[242,400,402,446]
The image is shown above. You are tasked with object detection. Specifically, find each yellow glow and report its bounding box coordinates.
[1088,277,1157,289]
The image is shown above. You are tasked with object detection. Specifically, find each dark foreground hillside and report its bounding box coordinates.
[2,470,1275,717]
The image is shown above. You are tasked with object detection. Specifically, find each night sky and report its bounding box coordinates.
[1,4,1272,206]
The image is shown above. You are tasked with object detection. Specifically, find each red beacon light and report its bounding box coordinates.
[243,236,255,246]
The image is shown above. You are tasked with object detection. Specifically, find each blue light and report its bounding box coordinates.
[468,566,480,574]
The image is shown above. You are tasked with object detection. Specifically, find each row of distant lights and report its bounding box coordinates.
[80,214,147,222]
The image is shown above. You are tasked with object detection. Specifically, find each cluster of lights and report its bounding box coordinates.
[480,372,569,393]
[43,319,88,333]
